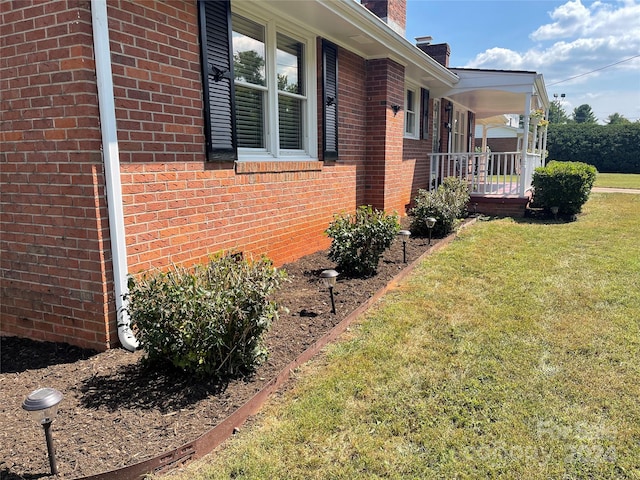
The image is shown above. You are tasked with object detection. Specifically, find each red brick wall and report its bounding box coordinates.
[1,0,427,351]
[474,137,519,153]
[363,58,406,212]
[334,49,369,208]
[113,2,370,275]
[471,195,530,217]
[418,43,450,68]
[0,0,115,349]
[361,0,406,33]
[403,137,431,211]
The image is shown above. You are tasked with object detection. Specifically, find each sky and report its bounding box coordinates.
[405,0,640,123]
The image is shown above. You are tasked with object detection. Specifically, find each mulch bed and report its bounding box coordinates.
[0,222,452,479]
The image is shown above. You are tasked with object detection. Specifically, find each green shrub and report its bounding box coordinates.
[410,177,470,237]
[326,205,400,278]
[126,253,285,377]
[531,160,597,217]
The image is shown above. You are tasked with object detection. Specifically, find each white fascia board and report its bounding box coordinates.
[534,74,550,110]
[448,69,540,95]
[328,0,458,83]
[441,68,550,117]
[447,69,549,107]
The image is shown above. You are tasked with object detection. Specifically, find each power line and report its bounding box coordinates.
[548,54,640,86]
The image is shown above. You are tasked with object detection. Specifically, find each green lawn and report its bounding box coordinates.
[171,193,640,480]
[594,173,640,189]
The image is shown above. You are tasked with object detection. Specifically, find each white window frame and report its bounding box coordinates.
[404,83,420,139]
[231,7,318,162]
[453,106,468,153]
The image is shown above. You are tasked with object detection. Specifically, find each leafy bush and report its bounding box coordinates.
[531,160,597,217]
[410,177,470,237]
[126,253,285,377]
[326,205,400,277]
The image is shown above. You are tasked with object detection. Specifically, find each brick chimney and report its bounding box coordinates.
[416,37,450,68]
[362,0,406,37]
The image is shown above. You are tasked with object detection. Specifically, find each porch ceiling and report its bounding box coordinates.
[441,68,549,119]
[476,114,509,126]
[449,89,530,118]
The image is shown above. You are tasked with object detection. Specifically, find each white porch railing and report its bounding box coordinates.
[429,151,543,197]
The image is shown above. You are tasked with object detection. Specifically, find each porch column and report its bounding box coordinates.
[541,108,549,166]
[364,58,405,212]
[520,93,532,197]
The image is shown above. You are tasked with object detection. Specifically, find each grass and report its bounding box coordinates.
[169,193,640,480]
[594,173,640,189]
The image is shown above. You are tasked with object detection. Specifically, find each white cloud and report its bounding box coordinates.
[464,0,640,121]
[530,0,592,41]
[467,0,640,78]
[530,0,640,41]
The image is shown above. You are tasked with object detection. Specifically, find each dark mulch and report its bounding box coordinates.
[0,224,447,479]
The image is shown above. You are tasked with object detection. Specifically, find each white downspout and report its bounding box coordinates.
[91,0,138,351]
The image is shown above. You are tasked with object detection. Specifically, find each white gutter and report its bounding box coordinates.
[258,0,459,89]
[330,0,458,83]
[91,0,138,351]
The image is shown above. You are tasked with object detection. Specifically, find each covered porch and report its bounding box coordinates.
[430,150,544,197]
[429,69,549,215]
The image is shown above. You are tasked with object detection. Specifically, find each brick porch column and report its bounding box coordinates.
[364,58,405,212]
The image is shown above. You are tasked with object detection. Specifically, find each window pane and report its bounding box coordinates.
[232,15,266,86]
[276,33,303,95]
[406,90,414,111]
[406,112,415,135]
[405,89,416,135]
[236,85,264,148]
[279,94,302,149]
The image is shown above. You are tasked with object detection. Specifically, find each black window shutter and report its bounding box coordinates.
[198,0,237,161]
[420,88,430,140]
[322,40,338,161]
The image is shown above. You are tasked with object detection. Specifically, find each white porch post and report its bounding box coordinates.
[520,93,532,197]
[481,124,488,152]
[541,108,549,166]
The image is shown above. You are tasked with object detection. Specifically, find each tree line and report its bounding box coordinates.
[545,102,640,173]
[548,102,638,125]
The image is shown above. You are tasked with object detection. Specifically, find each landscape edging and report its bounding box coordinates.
[77,218,477,479]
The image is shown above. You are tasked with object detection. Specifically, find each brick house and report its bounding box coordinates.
[0,0,548,351]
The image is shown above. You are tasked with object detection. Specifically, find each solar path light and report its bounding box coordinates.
[320,269,339,314]
[398,230,411,263]
[22,387,63,475]
[426,217,436,245]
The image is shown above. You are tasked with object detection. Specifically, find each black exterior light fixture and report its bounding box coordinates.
[22,387,64,475]
[398,229,411,263]
[391,104,401,116]
[320,269,339,314]
[426,217,436,245]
